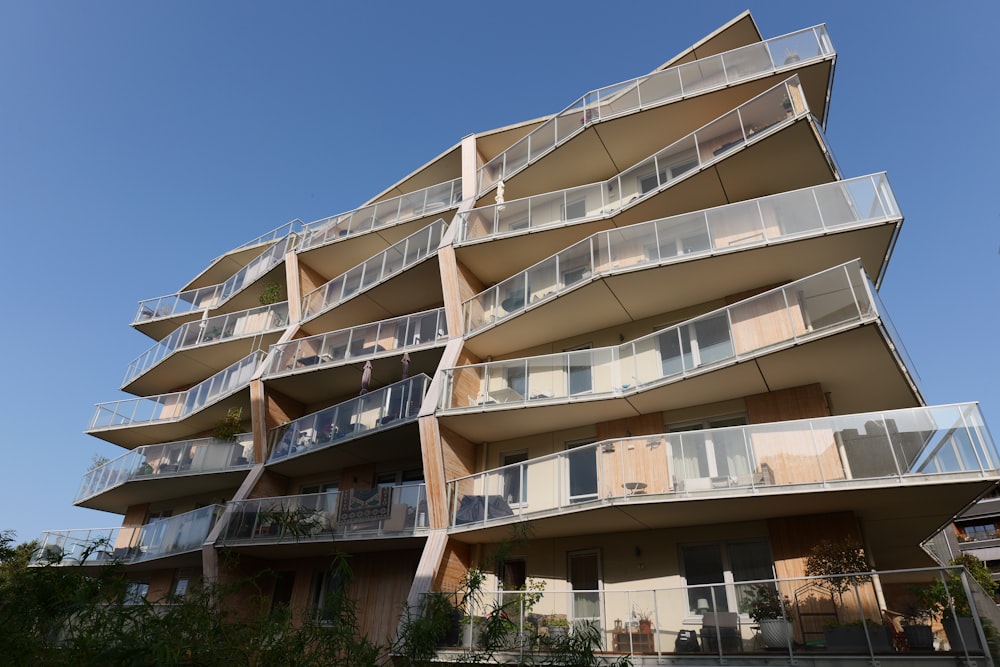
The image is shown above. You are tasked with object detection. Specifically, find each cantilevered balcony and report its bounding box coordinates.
[31,505,222,569]
[123,302,289,395]
[299,219,445,335]
[433,567,995,663]
[75,434,254,513]
[439,261,920,442]
[88,351,264,448]
[447,403,996,561]
[460,77,839,282]
[263,309,446,404]
[186,220,304,293]
[462,174,901,356]
[478,25,834,195]
[266,374,429,476]
[298,178,460,273]
[216,484,429,556]
[133,235,296,339]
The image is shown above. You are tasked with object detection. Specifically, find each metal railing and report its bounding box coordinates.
[75,434,254,503]
[301,219,445,321]
[447,403,995,528]
[478,26,833,192]
[465,76,815,244]
[124,302,289,387]
[463,173,898,332]
[268,375,429,463]
[442,261,890,411]
[217,484,429,544]
[134,235,296,325]
[263,308,446,378]
[90,351,264,430]
[299,178,461,252]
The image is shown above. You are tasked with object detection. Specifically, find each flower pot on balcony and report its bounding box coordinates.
[903,624,934,651]
[759,618,793,648]
[824,624,892,652]
[943,617,983,652]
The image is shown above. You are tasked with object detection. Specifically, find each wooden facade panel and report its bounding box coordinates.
[745,383,829,424]
[729,291,806,354]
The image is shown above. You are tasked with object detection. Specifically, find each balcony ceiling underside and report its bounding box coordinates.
[478,61,833,205]
[133,264,287,342]
[75,469,248,514]
[124,333,284,396]
[459,119,836,282]
[215,538,425,560]
[109,549,204,573]
[264,347,443,406]
[448,475,996,570]
[441,326,919,443]
[298,215,449,279]
[184,244,272,291]
[265,421,423,477]
[299,260,444,337]
[464,224,898,359]
[378,147,461,197]
[88,392,253,449]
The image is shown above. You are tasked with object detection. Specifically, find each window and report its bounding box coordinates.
[569,550,602,621]
[501,450,528,505]
[564,197,587,220]
[125,582,149,605]
[566,438,598,503]
[565,344,593,396]
[668,414,750,487]
[680,540,773,615]
[311,567,346,622]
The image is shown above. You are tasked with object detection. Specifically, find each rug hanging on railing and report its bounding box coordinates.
[338,487,392,522]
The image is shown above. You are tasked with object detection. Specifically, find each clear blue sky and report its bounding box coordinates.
[1,1,997,544]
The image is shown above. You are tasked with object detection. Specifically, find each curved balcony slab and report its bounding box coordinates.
[462,175,901,357]
[88,351,264,448]
[215,484,429,556]
[439,261,921,442]
[75,434,254,513]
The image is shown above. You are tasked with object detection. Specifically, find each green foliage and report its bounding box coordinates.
[258,505,324,541]
[213,408,243,441]
[741,584,792,622]
[259,282,282,306]
[804,538,872,601]
[915,554,999,621]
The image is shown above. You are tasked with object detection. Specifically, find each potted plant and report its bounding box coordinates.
[742,584,793,648]
[546,615,569,640]
[914,554,997,652]
[213,408,243,441]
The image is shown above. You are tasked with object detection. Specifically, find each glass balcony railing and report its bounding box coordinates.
[447,403,995,528]
[30,505,222,567]
[268,375,429,463]
[75,433,254,504]
[124,302,289,387]
[134,236,296,325]
[223,219,304,258]
[264,309,446,377]
[217,484,429,544]
[478,26,833,192]
[441,261,887,411]
[90,351,264,430]
[433,566,987,660]
[464,76,811,244]
[463,174,899,332]
[301,219,446,321]
[299,178,461,252]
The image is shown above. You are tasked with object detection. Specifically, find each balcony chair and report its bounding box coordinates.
[701,611,742,653]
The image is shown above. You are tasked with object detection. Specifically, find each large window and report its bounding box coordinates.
[680,540,773,615]
[566,438,598,503]
[569,550,602,621]
[668,415,750,488]
[501,450,528,506]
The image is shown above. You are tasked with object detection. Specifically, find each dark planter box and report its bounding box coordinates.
[824,625,893,652]
[943,617,984,653]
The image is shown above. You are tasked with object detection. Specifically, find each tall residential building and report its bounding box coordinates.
[36,12,999,663]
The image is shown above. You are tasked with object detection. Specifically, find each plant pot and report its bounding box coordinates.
[903,624,934,651]
[548,625,568,640]
[759,618,793,648]
[824,625,892,652]
[943,617,983,652]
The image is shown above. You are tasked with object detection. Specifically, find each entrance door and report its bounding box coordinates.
[566,439,598,503]
[569,550,602,623]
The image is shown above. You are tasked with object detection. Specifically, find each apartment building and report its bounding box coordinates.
[35,12,999,663]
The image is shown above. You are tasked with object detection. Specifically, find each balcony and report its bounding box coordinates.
[459,77,839,283]
[186,219,305,293]
[439,261,920,442]
[263,309,446,404]
[216,484,429,555]
[446,403,995,558]
[133,235,296,339]
[478,25,834,195]
[299,219,446,335]
[123,302,289,394]
[431,567,995,664]
[462,174,901,355]
[298,178,460,264]
[31,505,222,570]
[266,374,429,476]
[75,434,254,513]
[88,351,264,448]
